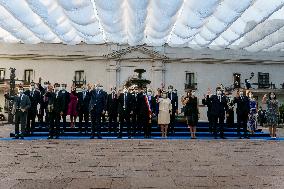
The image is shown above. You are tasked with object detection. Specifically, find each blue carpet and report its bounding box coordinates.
[0,136,283,141]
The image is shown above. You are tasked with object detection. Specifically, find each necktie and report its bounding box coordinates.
[124,93,126,108]
[83,92,86,100]
[170,93,172,100]
[218,95,221,102]
[112,93,114,100]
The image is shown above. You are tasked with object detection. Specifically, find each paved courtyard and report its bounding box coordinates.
[0,124,283,189]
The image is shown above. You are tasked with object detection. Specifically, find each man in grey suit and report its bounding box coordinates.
[5,86,31,139]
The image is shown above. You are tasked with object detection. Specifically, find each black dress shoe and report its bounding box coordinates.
[117,135,122,139]
[128,136,131,139]
[220,136,226,139]
[97,136,102,139]
[47,136,53,139]
[20,136,24,139]
[13,136,19,139]
[90,135,95,139]
[239,136,242,139]
[244,136,250,139]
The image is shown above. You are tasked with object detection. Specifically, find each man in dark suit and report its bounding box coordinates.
[24,81,41,135]
[44,83,59,139]
[130,85,140,135]
[4,86,31,139]
[89,84,107,139]
[144,88,156,138]
[117,87,133,138]
[207,87,228,139]
[233,88,250,139]
[202,88,213,133]
[106,87,118,133]
[77,85,91,133]
[167,85,178,135]
[58,83,70,133]
[38,81,49,126]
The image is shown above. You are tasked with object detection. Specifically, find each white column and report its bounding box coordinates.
[151,60,165,90]
[106,60,120,93]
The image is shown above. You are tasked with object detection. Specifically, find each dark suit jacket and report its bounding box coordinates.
[136,92,151,117]
[25,89,41,113]
[106,92,118,115]
[117,92,133,114]
[89,89,107,113]
[208,95,228,117]
[168,92,178,111]
[202,95,212,113]
[233,96,250,115]
[44,91,62,114]
[5,93,31,113]
[77,91,91,113]
[58,90,70,114]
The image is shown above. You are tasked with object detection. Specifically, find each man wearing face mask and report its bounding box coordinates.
[4,86,31,139]
[24,81,41,135]
[117,87,133,138]
[136,86,153,138]
[144,88,156,137]
[89,84,107,139]
[58,83,70,133]
[44,83,60,139]
[202,88,213,134]
[106,87,118,134]
[167,85,178,135]
[207,87,228,139]
[130,85,139,135]
[233,88,250,139]
[77,85,91,133]
[38,81,50,125]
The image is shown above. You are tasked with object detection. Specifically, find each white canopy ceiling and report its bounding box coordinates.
[0,0,284,52]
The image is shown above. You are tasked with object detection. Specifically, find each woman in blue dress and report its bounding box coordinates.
[248,91,257,134]
[262,92,279,139]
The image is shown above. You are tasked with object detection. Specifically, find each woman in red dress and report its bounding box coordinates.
[67,86,78,128]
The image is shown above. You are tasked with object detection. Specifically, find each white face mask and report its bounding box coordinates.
[239,92,244,96]
[123,89,127,93]
[217,90,222,95]
[147,92,152,96]
[61,86,66,91]
[249,93,253,98]
[168,88,173,92]
[98,86,103,90]
[55,87,60,91]
[18,90,24,94]
[192,92,196,96]
[270,94,275,99]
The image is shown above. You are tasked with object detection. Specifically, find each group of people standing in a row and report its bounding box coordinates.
[197,87,279,139]
[4,82,178,139]
[4,81,279,140]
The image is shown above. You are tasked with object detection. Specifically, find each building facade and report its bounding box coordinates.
[0,43,284,121]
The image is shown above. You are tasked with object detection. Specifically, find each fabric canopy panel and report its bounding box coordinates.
[0,0,284,52]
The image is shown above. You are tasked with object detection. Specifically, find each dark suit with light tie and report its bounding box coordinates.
[89,89,107,138]
[106,92,118,133]
[117,92,133,138]
[77,90,91,132]
[25,89,41,134]
[168,91,178,134]
[233,95,250,138]
[208,95,228,138]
